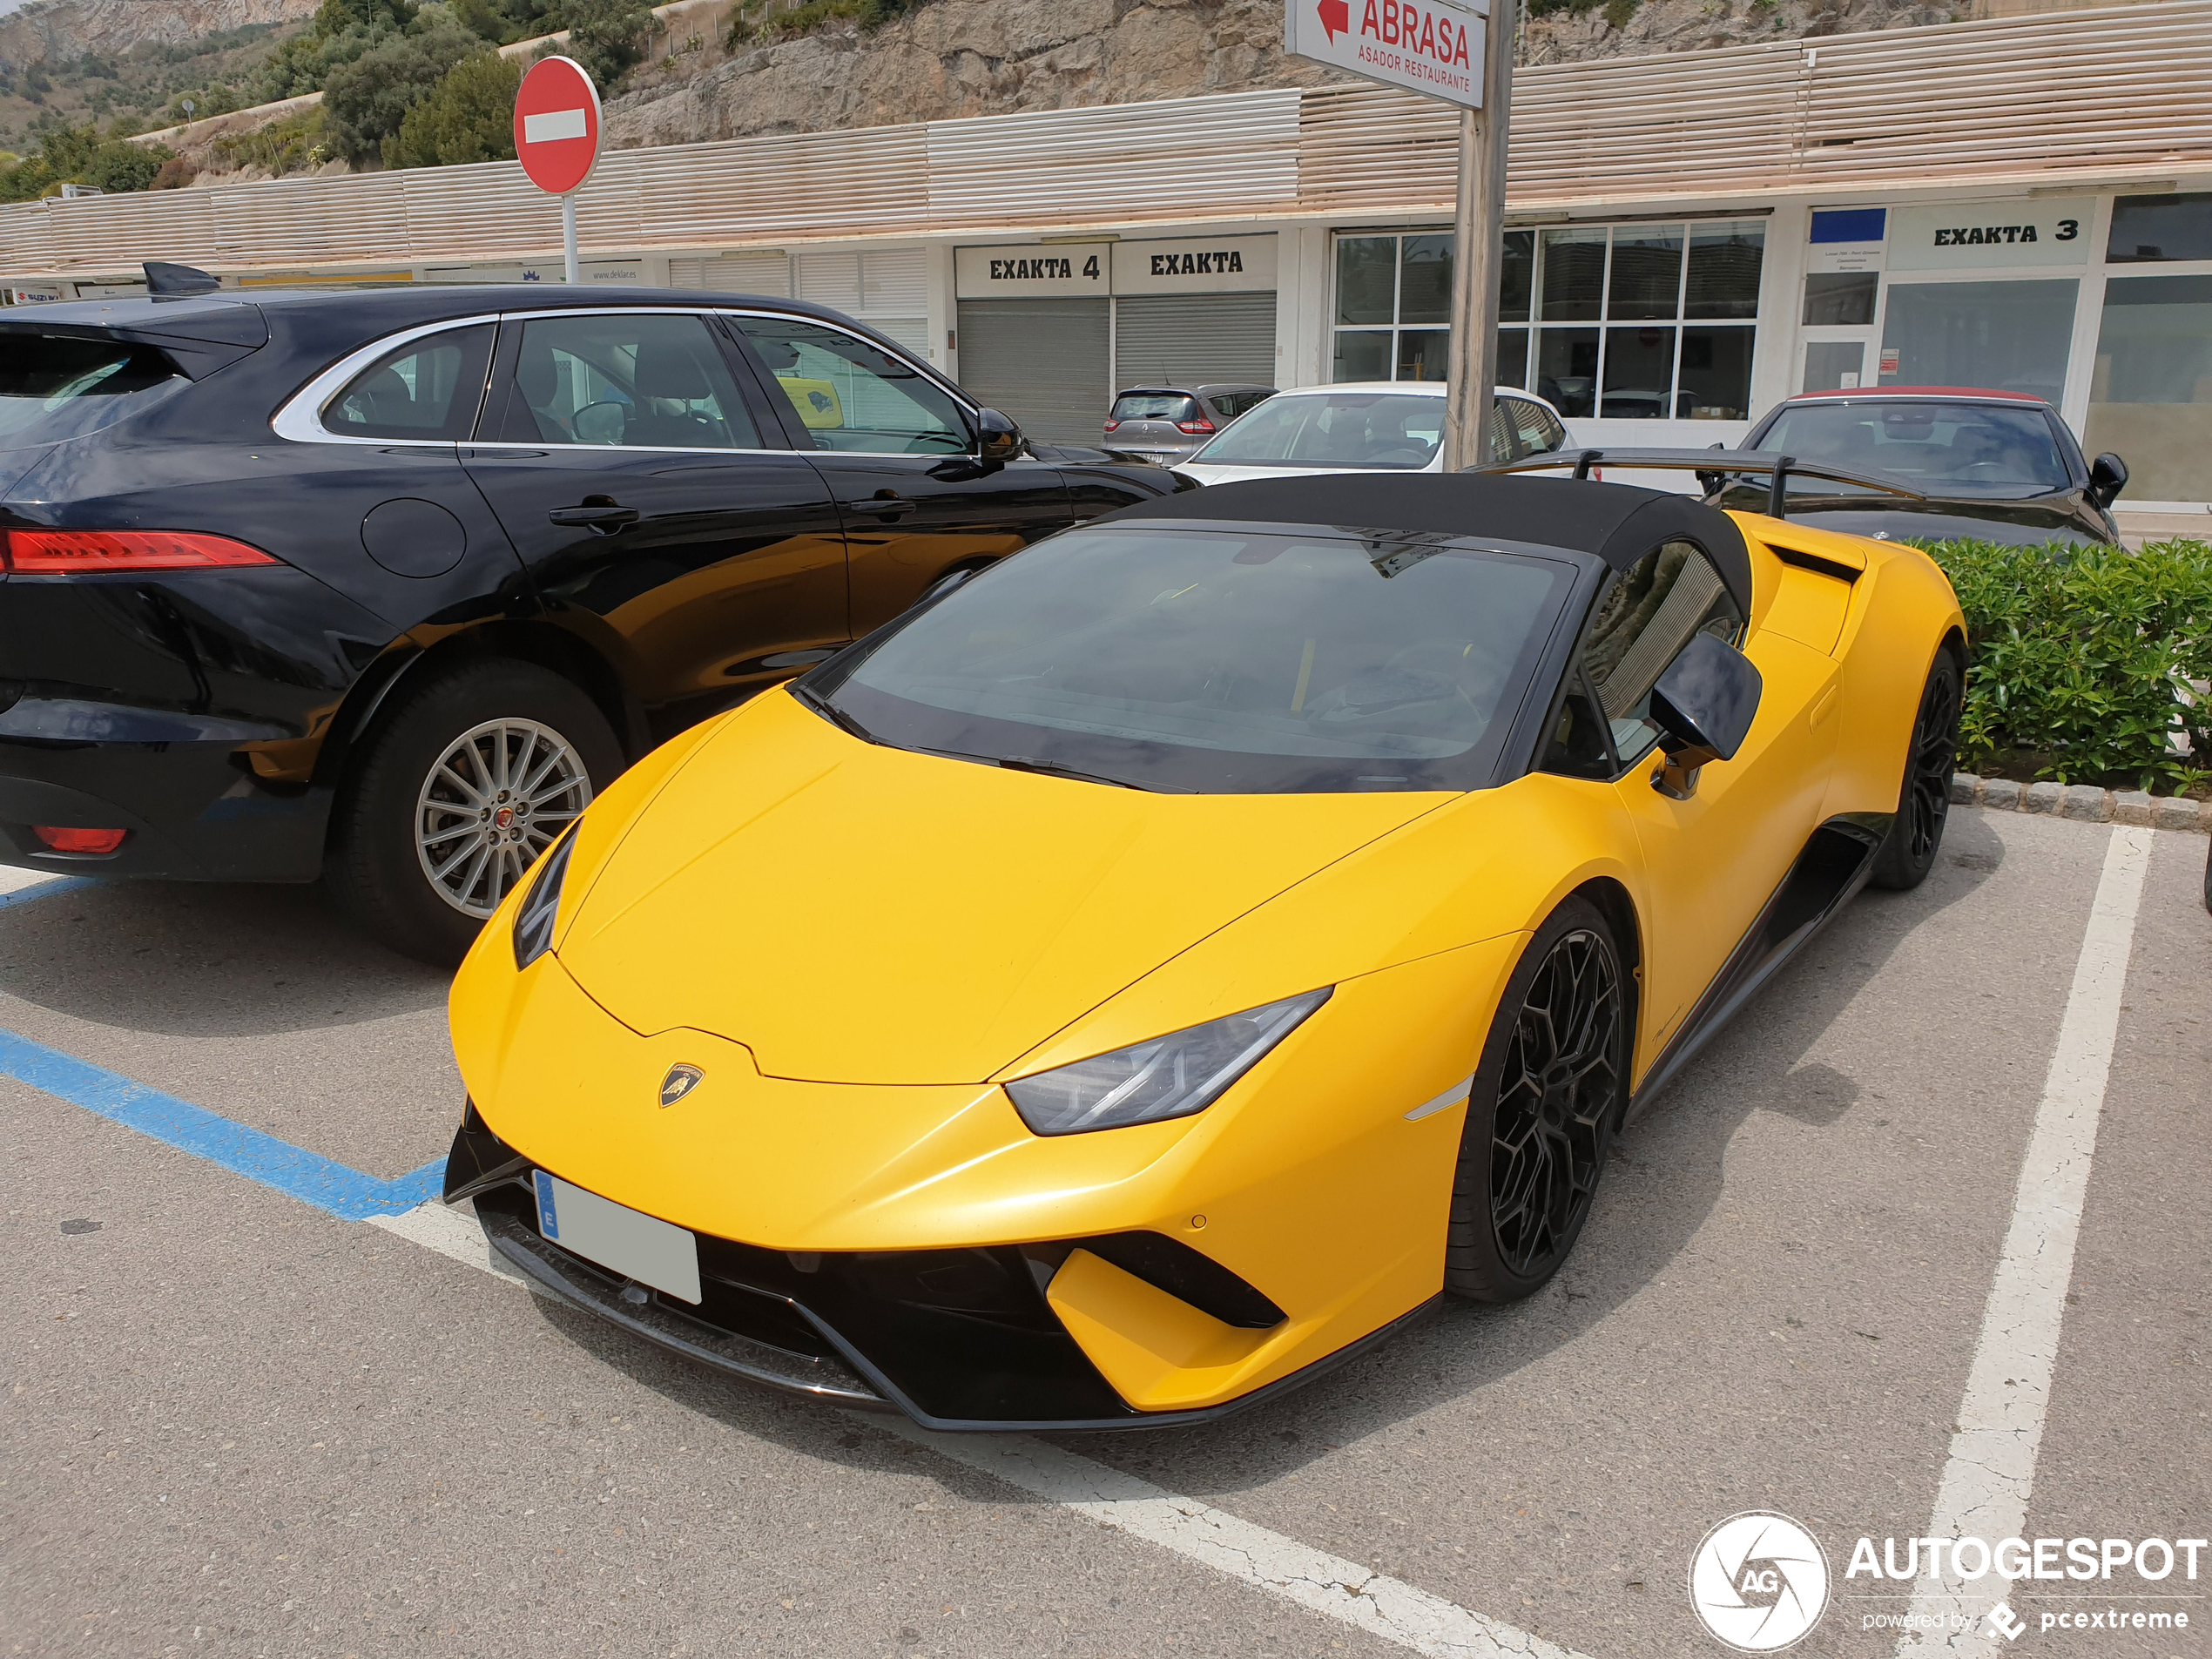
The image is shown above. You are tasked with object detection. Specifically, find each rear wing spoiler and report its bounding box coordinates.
[1471,448,1927,519]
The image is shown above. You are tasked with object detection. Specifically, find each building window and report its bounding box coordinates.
[1878,279,2078,406]
[2084,273,2212,503]
[2107,193,2212,265]
[1332,221,1762,416]
[1520,219,1763,419]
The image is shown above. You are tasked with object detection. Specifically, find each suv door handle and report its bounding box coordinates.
[549,503,639,532]
[860,491,917,519]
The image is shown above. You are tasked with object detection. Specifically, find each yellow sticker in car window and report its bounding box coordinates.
[777,374,844,429]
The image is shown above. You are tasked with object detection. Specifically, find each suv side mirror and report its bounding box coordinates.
[1649,633,1764,800]
[2088,451,2128,509]
[976,408,1024,466]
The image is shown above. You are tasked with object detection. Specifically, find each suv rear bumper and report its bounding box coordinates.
[0,729,331,882]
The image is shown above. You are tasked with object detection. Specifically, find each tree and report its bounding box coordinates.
[383,50,521,168]
[321,20,485,165]
[560,0,652,92]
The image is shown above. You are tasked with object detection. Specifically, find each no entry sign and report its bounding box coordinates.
[513,55,601,195]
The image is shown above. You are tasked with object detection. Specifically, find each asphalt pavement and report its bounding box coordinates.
[3,806,2206,1659]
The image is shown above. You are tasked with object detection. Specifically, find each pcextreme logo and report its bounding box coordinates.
[1689,1513,1832,1652]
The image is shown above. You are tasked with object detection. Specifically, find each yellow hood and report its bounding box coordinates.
[555,690,1443,1084]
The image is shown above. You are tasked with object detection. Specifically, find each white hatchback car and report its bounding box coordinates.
[1173,381,1568,484]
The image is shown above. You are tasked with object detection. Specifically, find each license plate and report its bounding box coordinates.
[534,1170,702,1304]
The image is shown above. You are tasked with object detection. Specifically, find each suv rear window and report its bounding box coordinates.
[1112,393,1198,422]
[0,331,189,450]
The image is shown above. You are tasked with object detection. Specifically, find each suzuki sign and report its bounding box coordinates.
[1285,0,1490,109]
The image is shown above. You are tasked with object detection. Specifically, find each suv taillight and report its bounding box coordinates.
[1103,418,1121,433]
[0,528,280,574]
[1175,418,1216,435]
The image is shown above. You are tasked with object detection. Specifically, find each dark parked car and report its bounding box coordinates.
[1716,388,2128,546]
[1101,384,1276,466]
[0,277,1179,960]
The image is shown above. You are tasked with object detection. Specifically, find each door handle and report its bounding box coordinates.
[549,503,640,532]
[860,491,917,519]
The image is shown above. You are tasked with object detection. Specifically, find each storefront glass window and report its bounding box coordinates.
[1608,226,1684,321]
[1685,223,1766,319]
[1399,234,1455,325]
[1539,228,1607,321]
[2106,193,2212,265]
[1878,279,2077,404]
[1500,232,1534,324]
[1332,222,1759,414]
[1335,237,1398,326]
[2083,273,2212,503]
[1804,272,1878,327]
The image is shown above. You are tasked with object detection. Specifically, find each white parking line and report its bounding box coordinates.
[1895,824,2155,1656]
[887,1420,1593,1659]
[383,1201,1588,1657]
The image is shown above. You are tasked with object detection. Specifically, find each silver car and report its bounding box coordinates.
[1102,383,1277,466]
[1175,382,1569,486]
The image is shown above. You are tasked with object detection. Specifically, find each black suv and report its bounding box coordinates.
[0,282,1180,959]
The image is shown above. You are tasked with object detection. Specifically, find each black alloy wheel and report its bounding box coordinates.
[1871,651,1962,891]
[1446,896,1628,1302]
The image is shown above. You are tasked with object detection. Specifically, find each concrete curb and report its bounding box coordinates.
[1951,774,2212,833]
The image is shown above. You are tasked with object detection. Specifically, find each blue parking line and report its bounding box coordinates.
[0,1028,446,1220]
[0,874,445,1217]
[0,875,95,912]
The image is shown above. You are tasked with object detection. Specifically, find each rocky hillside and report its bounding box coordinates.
[604,0,1969,149]
[0,0,314,69]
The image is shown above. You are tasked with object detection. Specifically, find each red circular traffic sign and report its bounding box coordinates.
[513,55,601,195]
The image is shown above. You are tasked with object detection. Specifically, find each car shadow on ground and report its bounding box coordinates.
[0,878,447,1038]
[499,814,2008,1496]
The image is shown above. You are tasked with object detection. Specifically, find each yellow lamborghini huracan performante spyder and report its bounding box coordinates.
[442,471,1965,1430]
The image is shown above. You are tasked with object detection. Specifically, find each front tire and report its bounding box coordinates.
[1870,650,1962,892]
[1445,897,1629,1303]
[326,659,624,964]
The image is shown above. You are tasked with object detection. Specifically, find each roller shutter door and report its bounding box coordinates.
[1112,293,1278,391]
[666,253,792,296]
[955,297,1110,446]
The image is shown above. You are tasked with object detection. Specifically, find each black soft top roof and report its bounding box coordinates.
[1103,472,1753,616]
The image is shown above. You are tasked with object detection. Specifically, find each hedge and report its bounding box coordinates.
[1914,537,2212,796]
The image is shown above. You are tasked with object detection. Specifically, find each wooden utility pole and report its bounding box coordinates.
[1442,0,1517,475]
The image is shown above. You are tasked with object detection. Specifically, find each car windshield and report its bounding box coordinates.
[1188,392,1443,469]
[1757,401,2073,497]
[811,526,1575,794]
[1112,393,1195,421]
[0,332,188,449]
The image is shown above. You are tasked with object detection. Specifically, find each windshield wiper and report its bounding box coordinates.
[996,754,1194,793]
[788,680,876,745]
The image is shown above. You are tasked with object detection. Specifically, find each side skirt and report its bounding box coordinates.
[1627,813,1889,1119]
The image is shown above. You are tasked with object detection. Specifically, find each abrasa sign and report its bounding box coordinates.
[1286,0,1489,109]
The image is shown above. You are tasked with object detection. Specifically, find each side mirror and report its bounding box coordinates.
[976,408,1024,466]
[2088,451,2128,509]
[1649,632,1763,801]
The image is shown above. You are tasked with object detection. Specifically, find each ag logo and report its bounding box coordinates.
[1688,1512,1831,1651]
[658,1063,705,1108]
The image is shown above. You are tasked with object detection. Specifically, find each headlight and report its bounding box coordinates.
[511,827,578,970]
[1005,988,1332,1136]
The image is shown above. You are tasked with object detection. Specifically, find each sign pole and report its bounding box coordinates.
[1443,0,1515,475]
[562,195,579,286]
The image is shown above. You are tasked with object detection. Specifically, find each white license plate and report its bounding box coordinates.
[534,1170,701,1305]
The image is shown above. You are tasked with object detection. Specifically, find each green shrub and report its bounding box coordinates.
[726,0,928,47]
[384,50,521,167]
[1918,537,2212,794]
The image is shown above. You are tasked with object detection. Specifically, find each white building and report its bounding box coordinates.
[4,0,2210,531]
